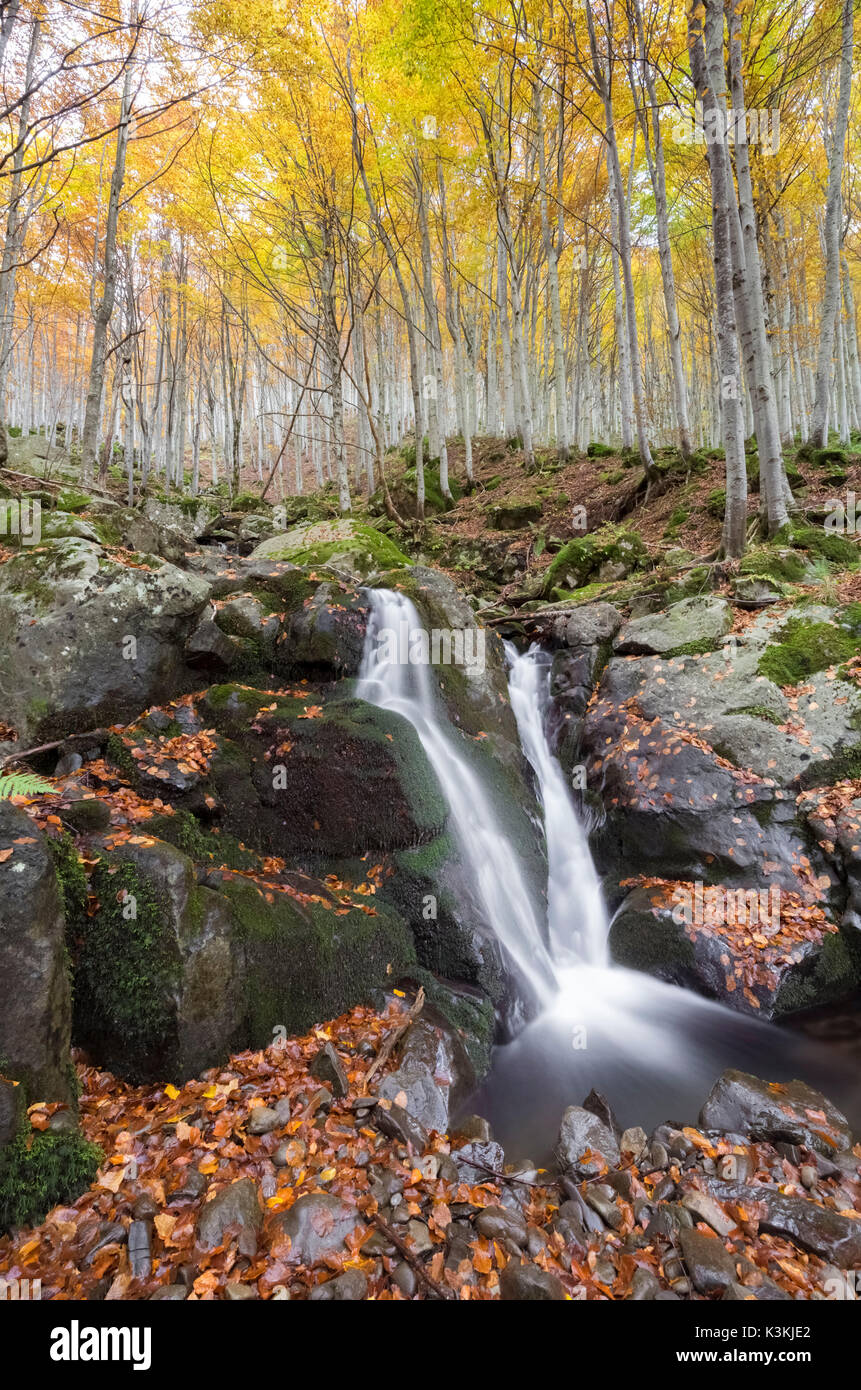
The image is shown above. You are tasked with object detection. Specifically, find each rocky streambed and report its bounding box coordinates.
[1,498,861,1298]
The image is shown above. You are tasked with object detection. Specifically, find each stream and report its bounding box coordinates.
[359,592,861,1161]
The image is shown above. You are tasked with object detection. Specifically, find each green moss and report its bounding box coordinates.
[105,732,136,778]
[220,876,416,1041]
[542,524,647,596]
[73,861,182,1080]
[146,811,260,872]
[0,1129,103,1233]
[587,441,615,457]
[739,547,808,584]
[773,930,860,1017]
[705,488,726,517]
[724,705,783,726]
[253,519,410,572]
[757,617,856,687]
[663,506,690,538]
[798,742,861,789]
[775,522,860,568]
[48,832,89,950]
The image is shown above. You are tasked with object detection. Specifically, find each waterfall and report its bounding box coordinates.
[357,588,557,1003]
[506,644,608,968]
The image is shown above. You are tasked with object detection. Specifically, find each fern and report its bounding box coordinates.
[0,772,54,800]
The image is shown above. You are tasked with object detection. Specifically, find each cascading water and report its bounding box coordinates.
[506,644,607,969]
[357,589,556,1004]
[358,594,859,1155]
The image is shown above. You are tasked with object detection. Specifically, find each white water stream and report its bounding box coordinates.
[358,591,858,1151]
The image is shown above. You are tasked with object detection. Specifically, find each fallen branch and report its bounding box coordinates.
[361,987,424,1094]
[0,728,108,770]
[370,1212,454,1300]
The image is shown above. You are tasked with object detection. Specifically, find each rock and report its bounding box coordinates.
[629,1267,661,1300]
[224,1283,259,1301]
[608,885,854,1021]
[378,1063,448,1136]
[205,686,448,856]
[309,1044,349,1098]
[0,804,73,1102]
[732,576,782,607]
[490,499,542,530]
[680,1189,740,1238]
[284,581,369,677]
[392,1261,417,1297]
[74,838,245,1083]
[475,1206,528,1247]
[678,1228,737,1294]
[699,1070,853,1155]
[0,538,210,741]
[275,1193,363,1264]
[249,519,409,577]
[620,1126,648,1160]
[60,798,111,834]
[557,1105,620,1177]
[452,1140,504,1184]
[196,1178,262,1256]
[309,1269,368,1301]
[247,1098,291,1135]
[614,596,732,657]
[405,1220,434,1255]
[451,1115,492,1143]
[150,1285,188,1301]
[372,1101,429,1153]
[703,1178,861,1267]
[499,1262,567,1300]
[0,1082,20,1155]
[185,617,236,671]
[128,1221,152,1279]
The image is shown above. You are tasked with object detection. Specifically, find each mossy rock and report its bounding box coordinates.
[705,488,726,518]
[587,442,615,458]
[217,875,416,1041]
[758,616,856,687]
[542,526,647,597]
[203,686,449,856]
[0,1128,102,1233]
[739,546,808,585]
[249,519,410,577]
[775,522,859,568]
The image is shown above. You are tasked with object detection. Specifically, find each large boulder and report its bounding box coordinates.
[274,1193,365,1265]
[699,1070,854,1153]
[250,519,409,578]
[202,685,448,856]
[614,595,732,656]
[73,838,245,1083]
[0,537,210,741]
[608,885,858,1019]
[0,804,73,1102]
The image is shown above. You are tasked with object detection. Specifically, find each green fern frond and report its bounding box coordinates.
[0,773,55,801]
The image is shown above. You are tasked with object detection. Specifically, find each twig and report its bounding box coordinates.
[0,728,107,770]
[362,987,424,1094]
[370,1212,454,1300]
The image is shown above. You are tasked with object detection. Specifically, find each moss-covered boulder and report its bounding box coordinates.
[216,872,416,1041]
[0,804,74,1104]
[0,1126,102,1234]
[249,519,410,577]
[201,685,448,856]
[73,840,244,1083]
[0,537,210,741]
[542,526,647,597]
